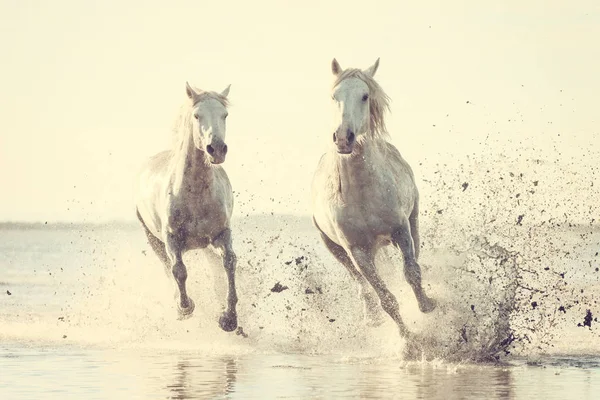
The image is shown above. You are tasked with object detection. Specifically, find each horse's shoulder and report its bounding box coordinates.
[312,152,331,177]
[148,150,170,162]
[212,166,232,189]
[315,152,328,169]
[383,141,403,160]
[145,150,172,172]
[382,141,416,180]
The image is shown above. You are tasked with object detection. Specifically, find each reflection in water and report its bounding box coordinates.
[165,354,522,399]
[131,354,599,399]
[165,357,237,399]
[324,359,516,399]
[409,363,513,400]
[2,345,600,400]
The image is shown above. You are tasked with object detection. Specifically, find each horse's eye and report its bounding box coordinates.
[224,113,228,119]
[362,94,369,102]
[194,114,199,120]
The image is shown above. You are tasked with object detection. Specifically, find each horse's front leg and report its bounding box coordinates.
[165,232,195,319]
[212,228,238,332]
[314,223,383,326]
[392,220,436,313]
[350,247,410,338]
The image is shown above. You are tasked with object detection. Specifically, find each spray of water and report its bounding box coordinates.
[2,144,598,363]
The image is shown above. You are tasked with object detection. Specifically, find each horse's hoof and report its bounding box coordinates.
[177,298,195,319]
[419,297,437,313]
[402,338,424,361]
[403,332,438,360]
[235,326,248,338]
[219,312,238,332]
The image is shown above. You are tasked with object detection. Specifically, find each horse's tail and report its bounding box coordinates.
[375,246,391,266]
[375,245,401,283]
[135,208,144,224]
[380,246,392,261]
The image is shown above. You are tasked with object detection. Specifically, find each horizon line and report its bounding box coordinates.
[0,213,313,229]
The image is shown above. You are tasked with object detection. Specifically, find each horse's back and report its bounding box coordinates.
[146,151,171,174]
[134,150,173,239]
[311,152,339,240]
[207,165,235,220]
[383,141,417,190]
[377,140,419,217]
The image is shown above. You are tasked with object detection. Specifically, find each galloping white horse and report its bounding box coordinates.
[134,82,238,332]
[311,58,436,338]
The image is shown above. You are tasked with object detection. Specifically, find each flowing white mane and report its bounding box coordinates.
[333,68,391,140]
[171,89,230,153]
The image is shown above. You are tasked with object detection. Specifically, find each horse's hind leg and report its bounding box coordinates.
[350,247,410,337]
[314,225,383,326]
[409,203,420,260]
[164,232,195,319]
[392,219,436,313]
[137,210,195,318]
[137,210,170,273]
[212,228,238,332]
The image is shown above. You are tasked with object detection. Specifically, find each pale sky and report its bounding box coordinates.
[0,0,598,222]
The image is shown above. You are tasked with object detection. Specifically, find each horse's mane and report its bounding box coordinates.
[333,68,391,140]
[171,89,229,154]
[322,69,393,202]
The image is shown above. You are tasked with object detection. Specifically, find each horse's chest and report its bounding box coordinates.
[327,207,392,249]
[168,197,227,247]
[341,179,397,215]
[336,203,392,232]
[330,182,401,242]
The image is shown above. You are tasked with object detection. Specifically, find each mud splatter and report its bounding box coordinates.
[578,310,593,328]
[270,282,289,293]
[516,214,524,225]
[414,143,600,361]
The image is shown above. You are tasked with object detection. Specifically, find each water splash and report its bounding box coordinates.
[409,142,600,361]
[2,145,598,362]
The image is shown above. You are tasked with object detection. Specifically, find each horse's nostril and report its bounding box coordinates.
[206,145,215,155]
[333,132,337,143]
[347,130,355,143]
[222,144,228,154]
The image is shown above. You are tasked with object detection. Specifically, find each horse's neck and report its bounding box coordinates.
[335,139,381,195]
[171,135,213,195]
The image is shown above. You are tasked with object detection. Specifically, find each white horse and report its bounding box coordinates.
[134,82,238,332]
[311,58,436,338]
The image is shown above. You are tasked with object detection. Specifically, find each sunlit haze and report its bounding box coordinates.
[1,0,598,222]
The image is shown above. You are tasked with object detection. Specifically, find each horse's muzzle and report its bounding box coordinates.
[334,128,355,154]
[336,147,353,155]
[207,142,228,164]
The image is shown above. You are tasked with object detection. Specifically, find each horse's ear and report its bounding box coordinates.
[221,84,231,98]
[331,58,342,76]
[185,81,197,99]
[364,58,380,77]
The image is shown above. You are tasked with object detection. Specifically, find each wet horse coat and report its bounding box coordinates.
[311,58,436,338]
[134,82,239,332]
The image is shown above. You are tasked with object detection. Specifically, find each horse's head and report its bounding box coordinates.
[186,82,231,164]
[330,58,381,154]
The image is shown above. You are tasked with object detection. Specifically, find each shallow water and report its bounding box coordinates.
[2,342,600,399]
[2,149,600,398]
[1,217,599,398]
